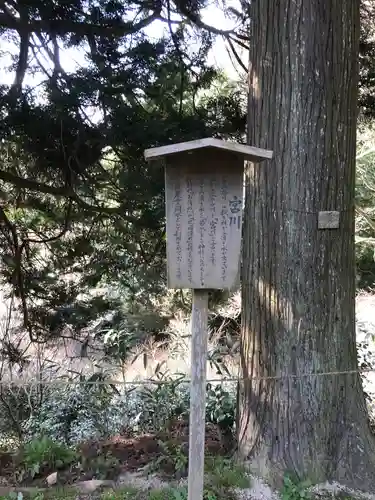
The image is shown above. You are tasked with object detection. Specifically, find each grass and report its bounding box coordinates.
[101,457,250,500]
[205,456,249,489]
[102,487,141,499]
[0,488,75,500]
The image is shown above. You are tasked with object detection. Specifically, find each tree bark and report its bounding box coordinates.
[238,0,375,491]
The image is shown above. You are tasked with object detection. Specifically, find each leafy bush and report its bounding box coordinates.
[134,377,236,435]
[21,376,236,446]
[81,451,121,480]
[356,317,375,422]
[147,487,188,500]
[0,384,41,442]
[205,456,249,490]
[147,439,188,477]
[281,474,311,500]
[22,436,77,478]
[206,383,236,433]
[102,487,140,499]
[144,457,249,500]
[134,371,190,433]
[26,385,139,444]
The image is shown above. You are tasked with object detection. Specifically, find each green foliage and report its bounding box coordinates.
[359,1,375,117]
[0,488,77,500]
[145,456,249,499]
[356,122,375,288]
[202,456,250,500]
[0,0,246,347]
[80,449,121,480]
[0,457,249,499]
[102,488,140,500]
[147,439,188,477]
[281,475,312,500]
[15,373,236,447]
[206,383,236,434]
[22,436,77,478]
[24,379,134,444]
[205,456,249,489]
[134,370,189,433]
[0,495,25,500]
[144,488,187,500]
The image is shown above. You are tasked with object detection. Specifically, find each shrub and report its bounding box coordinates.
[0,384,41,442]
[280,474,311,500]
[21,377,237,447]
[24,384,138,445]
[206,383,236,433]
[22,436,77,478]
[134,375,190,433]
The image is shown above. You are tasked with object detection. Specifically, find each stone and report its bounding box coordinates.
[74,479,115,493]
[46,472,57,486]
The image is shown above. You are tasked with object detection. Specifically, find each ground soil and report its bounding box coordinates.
[0,418,233,489]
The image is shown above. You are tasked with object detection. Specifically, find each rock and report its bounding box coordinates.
[118,471,166,490]
[74,479,115,493]
[46,472,58,486]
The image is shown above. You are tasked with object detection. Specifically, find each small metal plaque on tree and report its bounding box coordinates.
[318,211,340,229]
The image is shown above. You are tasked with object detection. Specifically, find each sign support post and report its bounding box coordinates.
[144,137,273,500]
[188,289,209,500]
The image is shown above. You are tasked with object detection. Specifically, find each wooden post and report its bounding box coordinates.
[188,289,209,500]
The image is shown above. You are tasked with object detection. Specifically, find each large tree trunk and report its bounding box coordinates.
[238,0,375,491]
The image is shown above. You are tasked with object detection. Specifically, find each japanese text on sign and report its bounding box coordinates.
[165,164,243,289]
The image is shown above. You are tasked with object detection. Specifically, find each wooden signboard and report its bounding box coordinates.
[144,138,273,500]
[165,152,243,290]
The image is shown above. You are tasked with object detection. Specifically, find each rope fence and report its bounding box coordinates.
[0,366,374,386]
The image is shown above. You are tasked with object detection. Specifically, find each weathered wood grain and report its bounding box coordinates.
[165,151,244,290]
[188,289,209,500]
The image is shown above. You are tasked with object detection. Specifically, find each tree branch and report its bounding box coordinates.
[0,168,73,197]
[356,206,375,233]
[29,36,52,79]
[0,168,150,225]
[5,2,30,98]
[0,11,160,36]
[226,36,247,72]
[173,1,235,36]
[28,200,72,244]
[11,28,30,96]
[0,206,30,340]
[229,35,249,50]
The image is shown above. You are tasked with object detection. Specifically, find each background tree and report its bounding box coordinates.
[354,0,375,288]
[0,0,246,346]
[359,0,375,117]
[238,0,375,490]
[2,0,374,350]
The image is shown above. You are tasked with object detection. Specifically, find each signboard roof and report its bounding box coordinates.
[144,137,273,163]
